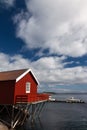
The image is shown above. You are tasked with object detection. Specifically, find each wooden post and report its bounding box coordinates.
[11,105,14,128]
[0,101,48,129]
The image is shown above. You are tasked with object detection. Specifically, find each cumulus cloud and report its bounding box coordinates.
[0,53,30,71]
[0,0,15,8]
[14,0,87,57]
[1,52,87,87]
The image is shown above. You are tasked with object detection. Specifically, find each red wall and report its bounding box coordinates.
[0,80,15,104]
[0,72,49,105]
[14,72,38,103]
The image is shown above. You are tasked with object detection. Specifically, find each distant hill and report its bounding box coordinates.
[42,91,57,94]
[42,91,87,95]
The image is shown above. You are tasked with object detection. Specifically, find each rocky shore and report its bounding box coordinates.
[0,122,8,130]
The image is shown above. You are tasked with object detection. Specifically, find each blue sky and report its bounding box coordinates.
[0,0,87,92]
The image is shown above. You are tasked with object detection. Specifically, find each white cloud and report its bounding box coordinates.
[0,52,87,89]
[0,0,15,8]
[0,53,30,71]
[14,0,87,57]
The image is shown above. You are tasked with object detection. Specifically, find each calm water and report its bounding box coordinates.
[16,94,87,130]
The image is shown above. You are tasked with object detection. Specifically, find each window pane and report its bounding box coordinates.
[26,82,30,93]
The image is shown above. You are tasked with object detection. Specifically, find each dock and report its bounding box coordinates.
[48,99,85,103]
[0,98,48,129]
[48,95,85,103]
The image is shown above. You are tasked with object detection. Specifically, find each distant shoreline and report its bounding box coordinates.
[42,92,87,95]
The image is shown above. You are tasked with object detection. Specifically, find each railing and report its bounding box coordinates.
[29,94,49,102]
[16,95,28,103]
[15,94,49,103]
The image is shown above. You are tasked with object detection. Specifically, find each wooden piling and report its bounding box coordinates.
[0,100,48,129]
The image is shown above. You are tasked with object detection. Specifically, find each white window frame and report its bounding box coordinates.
[26,82,31,93]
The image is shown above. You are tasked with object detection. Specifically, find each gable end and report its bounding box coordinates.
[16,69,39,85]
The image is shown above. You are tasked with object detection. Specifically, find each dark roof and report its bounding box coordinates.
[0,69,27,81]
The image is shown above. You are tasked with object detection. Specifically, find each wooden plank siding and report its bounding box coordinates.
[0,80,15,104]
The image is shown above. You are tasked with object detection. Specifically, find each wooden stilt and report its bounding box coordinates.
[0,101,48,129]
[11,105,14,128]
[37,102,46,117]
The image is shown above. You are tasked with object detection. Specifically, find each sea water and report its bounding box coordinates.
[17,93,87,130]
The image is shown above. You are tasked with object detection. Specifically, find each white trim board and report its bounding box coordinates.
[16,69,39,84]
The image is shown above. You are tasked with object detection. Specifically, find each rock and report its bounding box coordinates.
[0,122,8,130]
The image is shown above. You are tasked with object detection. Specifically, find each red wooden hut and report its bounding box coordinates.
[0,69,49,105]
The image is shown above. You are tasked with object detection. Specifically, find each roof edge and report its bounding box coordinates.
[16,69,39,84]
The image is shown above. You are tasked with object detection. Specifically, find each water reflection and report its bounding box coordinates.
[22,117,44,130]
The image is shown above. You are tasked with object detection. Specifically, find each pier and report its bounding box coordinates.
[0,97,48,129]
[49,99,85,103]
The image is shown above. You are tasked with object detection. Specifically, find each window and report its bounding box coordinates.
[26,82,30,93]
